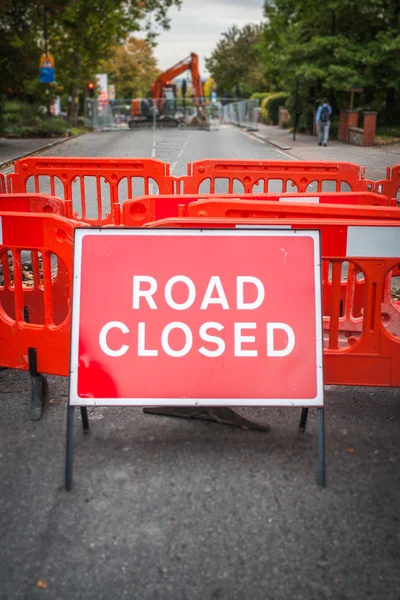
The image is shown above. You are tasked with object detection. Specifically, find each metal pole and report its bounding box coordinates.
[299,407,309,431]
[293,78,299,141]
[65,406,75,490]
[317,407,326,487]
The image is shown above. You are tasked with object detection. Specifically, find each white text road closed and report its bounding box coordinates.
[70,229,323,406]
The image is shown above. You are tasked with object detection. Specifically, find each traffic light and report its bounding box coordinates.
[87,82,95,97]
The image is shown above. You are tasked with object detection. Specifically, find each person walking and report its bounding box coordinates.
[316,99,332,146]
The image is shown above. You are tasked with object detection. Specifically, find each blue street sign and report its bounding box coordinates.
[40,67,55,84]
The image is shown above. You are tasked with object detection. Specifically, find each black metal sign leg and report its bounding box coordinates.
[65,406,75,491]
[28,347,47,422]
[80,407,90,432]
[317,407,326,487]
[299,407,309,431]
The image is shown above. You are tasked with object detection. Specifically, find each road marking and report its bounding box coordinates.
[171,161,177,173]
[274,149,297,160]
[237,127,299,159]
[151,148,156,157]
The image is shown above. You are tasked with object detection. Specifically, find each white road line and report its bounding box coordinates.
[171,161,177,173]
[274,149,297,160]
[151,148,156,157]
[237,127,298,159]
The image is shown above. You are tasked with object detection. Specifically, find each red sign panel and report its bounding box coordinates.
[70,229,323,407]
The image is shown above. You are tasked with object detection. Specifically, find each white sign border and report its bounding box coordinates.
[69,228,324,408]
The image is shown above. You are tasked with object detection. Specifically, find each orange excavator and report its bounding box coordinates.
[128,53,209,129]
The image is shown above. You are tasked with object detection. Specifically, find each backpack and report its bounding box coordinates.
[320,105,330,123]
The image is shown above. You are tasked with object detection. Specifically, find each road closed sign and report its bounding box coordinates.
[70,229,323,407]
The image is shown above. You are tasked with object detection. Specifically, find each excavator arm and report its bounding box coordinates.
[152,53,204,108]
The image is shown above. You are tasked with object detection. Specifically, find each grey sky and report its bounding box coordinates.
[150,0,264,77]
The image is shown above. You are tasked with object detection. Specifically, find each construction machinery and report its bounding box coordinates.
[128,53,209,129]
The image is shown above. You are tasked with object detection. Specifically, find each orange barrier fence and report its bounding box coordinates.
[375,164,400,201]
[146,217,400,387]
[175,159,375,194]
[1,190,394,227]
[120,191,395,226]
[1,211,399,387]
[0,212,88,377]
[120,194,400,227]
[0,174,6,194]
[0,193,65,215]
[5,159,396,225]
[6,157,173,226]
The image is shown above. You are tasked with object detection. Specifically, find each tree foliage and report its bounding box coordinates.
[0,0,180,126]
[261,0,400,128]
[205,24,267,97]
[101,37,160,99]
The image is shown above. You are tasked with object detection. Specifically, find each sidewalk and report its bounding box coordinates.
[254,123,400,181]
[0,137,68,168]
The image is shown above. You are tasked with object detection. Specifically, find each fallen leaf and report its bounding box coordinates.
[154,453,159,459]
[49,399,55,404]
[37,580,48,589]
[347,447,355,453]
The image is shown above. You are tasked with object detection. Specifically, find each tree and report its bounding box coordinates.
[205,24,267,98]
[48,0,181,125]
[0,0,180,127]
[260,0,400,130]
[0,1,63,100]
[102,37,160,100]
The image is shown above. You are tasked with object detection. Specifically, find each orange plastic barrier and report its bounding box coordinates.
[375,164,400,200]
[2,190,394,228]
[7,157,173,225]
[121,191,396,227]
[1,210,399,388]
[146,217,400,386]
[185,200,400,221]
[0,212,88,376]
[5,159,387,225]
[176,159,375,194]
[0,193,65,215]
[0,173,6,194]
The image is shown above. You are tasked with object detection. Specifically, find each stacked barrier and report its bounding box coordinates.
[0,173,6,194]
[375,164,400,201]
[176,159,376,194]
[0,159,399,418]
[6,157,173,225]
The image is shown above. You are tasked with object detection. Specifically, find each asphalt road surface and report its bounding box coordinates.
[1,126,399,600]
[41,125,295,168]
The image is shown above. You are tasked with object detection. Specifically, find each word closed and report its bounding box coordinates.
[70,230,323,406]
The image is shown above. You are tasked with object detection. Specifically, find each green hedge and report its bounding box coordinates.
[3,100,68,138]
[264,93,288,125]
